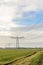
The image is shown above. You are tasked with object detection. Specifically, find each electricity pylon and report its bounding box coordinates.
[11,36,24,48]
[7,43,11,48]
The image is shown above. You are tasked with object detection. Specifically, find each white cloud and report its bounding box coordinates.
[0,31,11,36]
[21,0,43,12]
[22,4,37,12]
[0,0,43,36]
[0,2,19,32]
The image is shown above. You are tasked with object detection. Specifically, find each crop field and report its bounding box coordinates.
[0,48,43,65]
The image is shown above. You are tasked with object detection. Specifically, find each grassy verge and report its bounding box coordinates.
[0,48,42,65]
[14,50,43,65]
[30,51,43,65]
[0,48,40,64]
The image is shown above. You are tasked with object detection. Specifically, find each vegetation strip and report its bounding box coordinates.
[4,50,40,65]
[0,49,42,65]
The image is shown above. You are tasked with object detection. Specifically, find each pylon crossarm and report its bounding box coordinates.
[18,37,24,39]
[11,36,24,39]
[11,36,17,38]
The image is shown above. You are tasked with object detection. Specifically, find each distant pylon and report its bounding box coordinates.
[7,43,11,48]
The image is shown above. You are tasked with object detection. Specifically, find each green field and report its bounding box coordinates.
[0,48,43,65]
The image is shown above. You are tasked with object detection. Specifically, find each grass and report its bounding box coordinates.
[30,51,43,65]
[0,48,43,65]
[11,49,43,65]
[12,50,43,65]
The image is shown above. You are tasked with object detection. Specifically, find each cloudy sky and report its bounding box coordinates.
[0,0,43,48]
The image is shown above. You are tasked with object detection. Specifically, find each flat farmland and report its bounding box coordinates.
[0,48,43,65]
